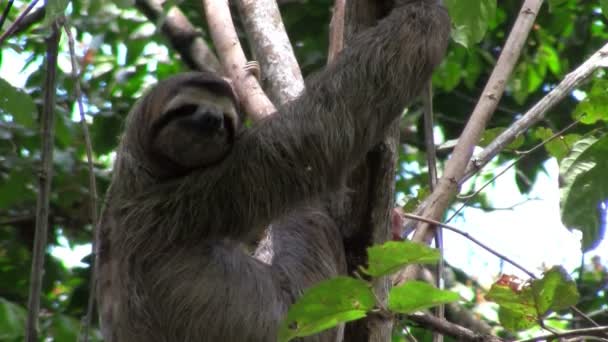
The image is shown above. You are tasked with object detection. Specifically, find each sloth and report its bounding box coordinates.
[96,0,450,341]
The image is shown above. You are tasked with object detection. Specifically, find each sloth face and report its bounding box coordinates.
[150,87,241,170]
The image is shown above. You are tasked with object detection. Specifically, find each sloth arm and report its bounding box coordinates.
[178,0,450,241]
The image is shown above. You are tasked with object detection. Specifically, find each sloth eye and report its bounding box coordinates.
[152,104,200,133]
[164,104,199,119]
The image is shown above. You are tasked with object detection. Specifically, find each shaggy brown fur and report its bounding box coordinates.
[97,1,450,341]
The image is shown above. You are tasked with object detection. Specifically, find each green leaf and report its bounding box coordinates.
[531,266,579,315]
[445,0,496,47]
[573,79,608,124]
[0,78,37,128]
[479,127,524,150]
[559,135,608,251]
[0,169,35,208]
[539,45,562,76]
[534,127,581,161]
[365,241,439,277]
[497,305,537,332]
[0,298,27,340]
[44,0,70,25]
[600,0,608,18]
[48,314,80,341]
[486,269,580,332]
[486,278,538,332]
[278,277,374,342]
[547,0,570,11]
[388,281,459,314]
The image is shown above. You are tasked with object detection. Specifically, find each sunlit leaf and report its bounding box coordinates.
[445,0,496,47]
[560,135,608,251]
[365,241,439,277]
[0,298,26,340]
[0,78,37,128]
[388,281,459,314]
[278,277,374,342]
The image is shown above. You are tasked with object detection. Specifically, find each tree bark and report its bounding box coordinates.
[339,1,396,341]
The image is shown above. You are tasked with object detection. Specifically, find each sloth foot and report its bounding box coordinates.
[244,61,261,81]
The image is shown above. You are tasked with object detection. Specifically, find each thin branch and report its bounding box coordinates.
[423,83,438,191]
[403,212,604,330]
[410,0,544,246]
[64,21,99,342]
[9,5,44,36]
[234,0,305,105]
[463,41,608,181]
[0,0,14,31]
[25,19,60,342]
[402,212,537,279]
[202,0,276,119]
[449,118,582,221]
[422,82,444,342]
[0,0,38,45]
[406,313,503,342]
[135,0,221,73]
[517,326,608,342]
[327,0,345,64]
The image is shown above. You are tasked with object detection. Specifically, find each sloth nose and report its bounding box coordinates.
[191,107,224,132]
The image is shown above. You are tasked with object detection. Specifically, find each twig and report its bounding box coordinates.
[517,326,608,342]
[0,0,38,45]
[8,5,44,36]
[410,0,544,246]
[403,212,537,279]
[406,313,503,342]
[134,0,221,73]
[422,82,444,342]
[463,41,608,181]
[403,213,603,330]
[63,21,99,342]
[0,0,14,31]
[423,83,438,191]
[202,0,276,119]
[234,0,305,105]
[448,118,582,221]
[25,19,60,342]
[327,0,345,64]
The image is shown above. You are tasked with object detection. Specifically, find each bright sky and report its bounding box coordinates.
[1,46,607,285]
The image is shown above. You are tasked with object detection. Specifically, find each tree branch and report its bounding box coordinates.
[25,19,60,342]
[64,21,99,342]
[517,326,608,342]
[409,0,544,247]
[0,0,38,45]
[463,41,608,181]
[234,0,305,105]
[202,0,276,119]
[135,0,221,73]
[406,313,503,342]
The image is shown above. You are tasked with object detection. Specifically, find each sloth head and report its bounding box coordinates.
[122,72,242,179]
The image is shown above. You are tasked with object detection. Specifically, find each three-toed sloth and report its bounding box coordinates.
[97,0,450,340]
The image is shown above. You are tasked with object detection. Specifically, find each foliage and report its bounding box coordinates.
[0,0,607,340]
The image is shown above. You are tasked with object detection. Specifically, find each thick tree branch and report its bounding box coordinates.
[135,0,221,73]
[234,0,305,105]
[409,0,544,247]
[463,41,608,181]
[202,0,276,119]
